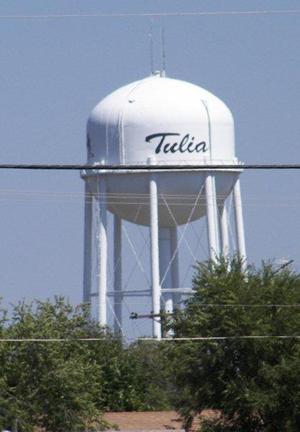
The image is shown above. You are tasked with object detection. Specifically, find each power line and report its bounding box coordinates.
[1,163,300,171]
[0,10,300,20]
[140,335,300,341]
[0,189,300,200]
[0,335,299,342]
[1,189,300,208]
[0,338,119,342]
[181,304,300,308]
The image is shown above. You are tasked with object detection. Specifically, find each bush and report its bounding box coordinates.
[171,258,300,431]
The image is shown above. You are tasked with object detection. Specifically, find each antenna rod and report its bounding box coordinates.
[160,18,166,76]
[149,19,154,74]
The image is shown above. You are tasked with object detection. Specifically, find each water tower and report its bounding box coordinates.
[81,73,246,339]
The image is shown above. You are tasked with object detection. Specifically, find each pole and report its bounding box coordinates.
[205,173,220,260]
[96,176,108,327]
[83,181,93,312]
[149,173,162,340]
[113,214,122,334]
[219,200,230,257]
[170,227,180,308]
[159,228,173,315]
[233,177,247,270]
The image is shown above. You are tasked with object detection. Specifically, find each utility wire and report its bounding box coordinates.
[1,191,300,208]
[180,304,300,308]
[0,335,300,342]
[1,163,300,170]
[1,189,300,201]
[0,10,300,19]
[0,338,122,342]
[140,335,300,341]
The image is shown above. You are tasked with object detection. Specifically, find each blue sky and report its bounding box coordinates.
[0,0,300,337]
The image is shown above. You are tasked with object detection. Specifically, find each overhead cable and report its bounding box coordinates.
[0,335,299,342]
[1,332,300,343]
[181,304,300,308]
[0,338,120,342]
[0,10,300,20]
[140,335,300,341]
[1,163,300,170]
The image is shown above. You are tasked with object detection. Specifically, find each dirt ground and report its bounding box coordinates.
[104,410,216,431]
[104,411,183,430]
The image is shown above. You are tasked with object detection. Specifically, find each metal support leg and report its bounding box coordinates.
[149,174,161,340]
[96,176,108,327]
[159,228,173,315]
[233,178,247,270]
[113,214,122,334]
[83,181,93,312]
[205,173,220,260]
[219,200,230,257]
[170,227,180,308]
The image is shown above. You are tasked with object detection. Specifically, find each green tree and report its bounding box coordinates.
[0,296,175,431]
[171,258,300,431]
[124,341,173,411]
[0,297,110,432]
[88,337,173,412]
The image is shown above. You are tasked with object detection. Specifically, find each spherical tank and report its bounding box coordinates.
[86,74,240,227]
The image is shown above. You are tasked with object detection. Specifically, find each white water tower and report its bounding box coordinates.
[81,73,246,339]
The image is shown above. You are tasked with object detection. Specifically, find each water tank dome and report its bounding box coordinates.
[84,75,240,227]
[87,75,236,166]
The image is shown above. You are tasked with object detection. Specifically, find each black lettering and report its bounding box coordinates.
[179,134,189,152]
[145,133,180,154]
[164,143,171,153]
[195,141,208,153]
[187,141,194,153]
[169,142,179,153]
[145,132,208,155]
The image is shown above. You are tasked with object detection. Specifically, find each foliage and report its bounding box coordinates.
[3,258,300,431]
[87,338,172,412]
[124,341,173,411]
[170,258,300,431]
[0,298,110,432]
[0,297,174,431]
